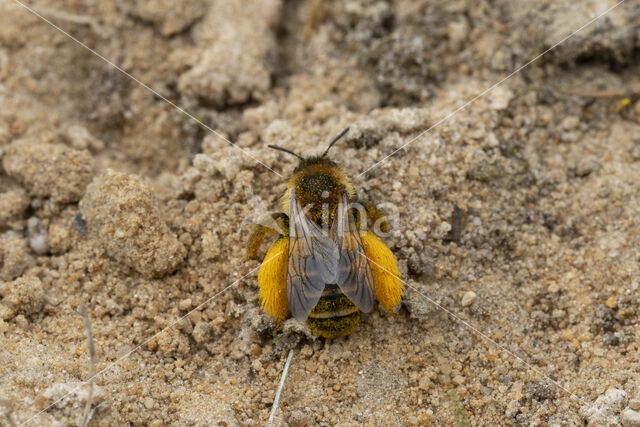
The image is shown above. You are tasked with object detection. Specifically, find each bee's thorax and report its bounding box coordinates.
[280,159,356,221]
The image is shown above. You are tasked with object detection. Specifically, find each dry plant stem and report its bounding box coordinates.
[24,257,272,425]
[267,349,294,427]
[558,89,640,98]
[79,305,96,427]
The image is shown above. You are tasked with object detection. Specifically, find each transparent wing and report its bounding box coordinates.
[286,189,339,321]
[330,192,375,313]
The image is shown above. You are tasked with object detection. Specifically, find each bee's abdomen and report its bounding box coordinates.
[306,284,360,338]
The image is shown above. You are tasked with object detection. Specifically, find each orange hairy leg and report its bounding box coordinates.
[363,201,390,233]
[247,213,289,260]
[360,231,403,311]
[351,201,390,233]
[257,237,289,321]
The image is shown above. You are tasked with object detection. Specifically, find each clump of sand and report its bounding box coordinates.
[2,140,94,204]
[79,169,186,278]
[0,275,44,319]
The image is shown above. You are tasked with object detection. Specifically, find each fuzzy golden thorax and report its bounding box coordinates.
[279,157,356,225]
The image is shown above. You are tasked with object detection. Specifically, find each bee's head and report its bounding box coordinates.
[267,127,349,172]
[270,128,355,217]
[292,156,337,173]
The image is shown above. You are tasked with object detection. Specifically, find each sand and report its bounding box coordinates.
[1,0,639,425]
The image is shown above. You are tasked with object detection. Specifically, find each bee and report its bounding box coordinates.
[247,128,403,338]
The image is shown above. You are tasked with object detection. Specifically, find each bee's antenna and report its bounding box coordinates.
[322,127,350,157]
[268,145,304,160]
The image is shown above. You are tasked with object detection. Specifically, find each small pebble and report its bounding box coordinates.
[582,388,628,425]
[489,87,513,110]
[621,409,640,427]
[505,399,520,418]
[144,397,155,409]
[561,116,580,131]
[191,321,212,344]
[27,217,50,255]
[251,359,263,372]
[561,329,574,341]
[605,297,617,309]
[288,410,311,427]
[74,213,87,236]
[300,344,313,358]
[577,332,593,342]
[29,233,50,255]
[630,399,640,411]
[461,291,477,307]
[178,298,192,311]
[230,350,245,360]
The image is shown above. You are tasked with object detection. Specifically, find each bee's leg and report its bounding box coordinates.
[360,231,403,312]
[257,236,290,321]
[352,201,389,233]
[247,213,289,260]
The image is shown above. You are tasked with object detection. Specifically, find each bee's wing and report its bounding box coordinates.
[330,193,375,313]
[287,189,339,322]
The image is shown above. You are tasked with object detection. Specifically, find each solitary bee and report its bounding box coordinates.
[247,128,403,338]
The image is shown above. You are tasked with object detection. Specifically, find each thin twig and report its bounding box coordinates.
[267,349,294,427]
[558,88,640,99]
[24,256,271,425]
[79,305,96,427]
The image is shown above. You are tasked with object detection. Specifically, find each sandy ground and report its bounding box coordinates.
[1,0,640,425]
